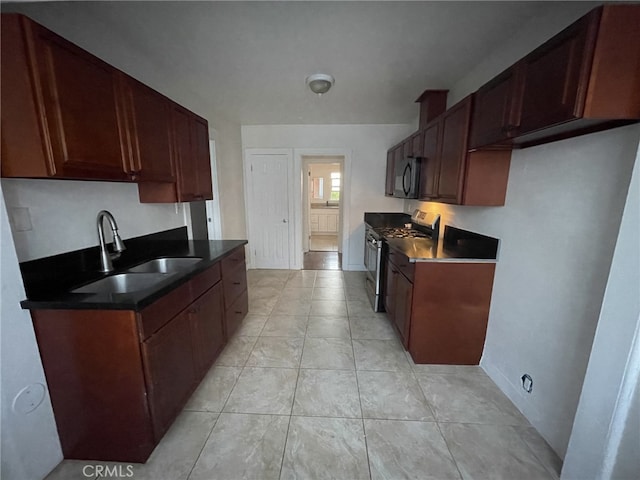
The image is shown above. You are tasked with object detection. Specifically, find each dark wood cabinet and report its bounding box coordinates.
[418,121,441,200]
[384,249,415,348]
[221,246,248,338]
[138,105,213,203]
[469,66,522,149]
[1,14,130,180]
[142,309,196,439]
[409,132,423,158]
[383,258,397,324]
[383,245,496,365]
[417,96,511,205]
[385,149,395,196]
[517,10,598,135]
[436,97,472,203]
[393,270,413,348]
[470,5,640,149]
[29,246,248,462]
[122,77,175,183]
[1,13,213,202]
[408,262,496,365]
[190,282,225,377]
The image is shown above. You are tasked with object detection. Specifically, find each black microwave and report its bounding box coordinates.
[393,157,421,199]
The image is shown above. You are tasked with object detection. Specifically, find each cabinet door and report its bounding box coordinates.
[394,273,413,348]
[409,131,423,158]
[124,78,175,183]
[29,22,130,180]
[469,66,521,149]
[190,283,225,376]
[518,11,599,134]
[385,150,395,196]
[173,106,198,201]
[327,213,338,233]
[318,214,328,232]
[384,258,397,322]
[191,116,214,200]
[142,310,196,438]
[437,97,472,203]
[418,121,441,200]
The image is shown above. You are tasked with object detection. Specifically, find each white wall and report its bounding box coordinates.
[407,124,640,458]
[0,188,63,480]
[562,145,640,479]
[241,124,413,270]
[1,180,188,262]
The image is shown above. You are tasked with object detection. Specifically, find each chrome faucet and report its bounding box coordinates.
[96,210,126,273]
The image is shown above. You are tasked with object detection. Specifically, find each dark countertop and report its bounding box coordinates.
[385,237,498,263]
[364,213,499,262]
[20,227,247,311]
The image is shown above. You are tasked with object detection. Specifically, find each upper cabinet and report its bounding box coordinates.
[469,66,522,149]
[120,77,175,183]
[1,14,212,203]
[173,106,213,202]
[1,15,130,180]
[470,5,640,149]
[419,96,511,206]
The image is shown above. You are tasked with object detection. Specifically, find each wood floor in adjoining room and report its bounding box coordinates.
[303,251,341,270]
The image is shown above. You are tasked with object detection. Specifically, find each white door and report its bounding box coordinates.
[246,151,291,269]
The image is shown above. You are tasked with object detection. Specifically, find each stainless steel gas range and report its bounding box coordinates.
[364,209,440,312]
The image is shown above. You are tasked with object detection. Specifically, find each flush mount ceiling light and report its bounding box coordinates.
[306,73,334,96]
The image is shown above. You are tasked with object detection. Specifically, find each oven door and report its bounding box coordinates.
[364,230,384,311]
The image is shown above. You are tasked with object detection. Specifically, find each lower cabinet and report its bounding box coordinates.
[384,247,496,365]
[221,246,248,338]
[190,282,225,376]
[142,309,196,439]
[29,246,247,462]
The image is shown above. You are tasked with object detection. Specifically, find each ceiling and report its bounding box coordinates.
[3,1,598,126]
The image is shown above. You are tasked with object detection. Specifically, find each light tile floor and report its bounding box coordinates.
[47,269,562,480]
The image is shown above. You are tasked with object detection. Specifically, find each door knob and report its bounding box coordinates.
[283,219,288,223]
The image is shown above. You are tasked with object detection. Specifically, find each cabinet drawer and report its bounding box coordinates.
[190,262,221,300]
[223,265,248,310]
[221,247,246,275]
[225,289,248,339]
[138,281,192,340]
[388,249,415,283]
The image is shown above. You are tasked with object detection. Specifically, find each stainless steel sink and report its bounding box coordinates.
[126,257,202,274]
[71,273,170,294]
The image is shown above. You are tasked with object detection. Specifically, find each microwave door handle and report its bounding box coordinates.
[403,163,411,196]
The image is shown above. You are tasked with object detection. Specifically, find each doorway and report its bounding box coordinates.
[302,156,344,270]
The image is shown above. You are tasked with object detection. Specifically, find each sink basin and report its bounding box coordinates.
[126,257,202,274]
[72,273,170,294]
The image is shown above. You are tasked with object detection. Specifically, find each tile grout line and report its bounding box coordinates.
[184,409,222,480]
[348,302,374,480]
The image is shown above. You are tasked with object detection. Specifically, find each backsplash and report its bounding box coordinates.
[1,178,189,262]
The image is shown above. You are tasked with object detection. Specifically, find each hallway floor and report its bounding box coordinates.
[47,270,561,480]
[309,234,338,251]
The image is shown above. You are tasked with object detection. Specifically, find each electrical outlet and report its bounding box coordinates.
[8,207,33,232]
[521,373,533,393]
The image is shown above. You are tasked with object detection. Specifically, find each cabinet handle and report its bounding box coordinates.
[232,281,241,285]
[235,310,242,314]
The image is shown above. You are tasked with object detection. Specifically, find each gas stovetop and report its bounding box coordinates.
[377,227,431,239]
